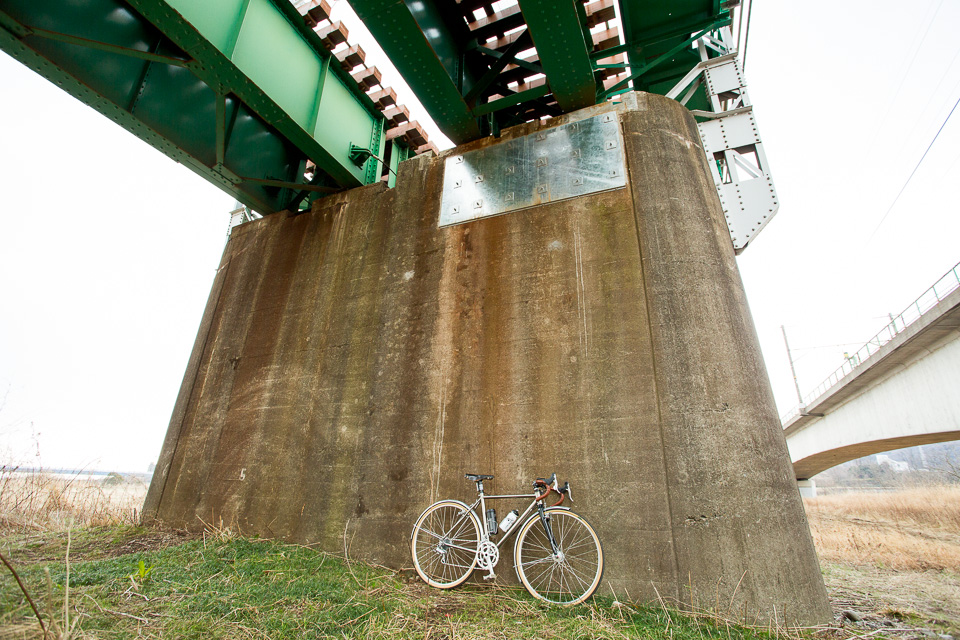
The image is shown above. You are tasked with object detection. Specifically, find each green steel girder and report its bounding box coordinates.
[618,0,721,49]
[0,0,389,214]
[463,29,532,107]
[347,0,732,143]
[600,23,719,100]
[615,0,730,101]
[0,0,738,203]
[350,0,482,144]
[516,0,595,112]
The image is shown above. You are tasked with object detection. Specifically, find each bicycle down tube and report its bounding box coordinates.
[410,472,604,605]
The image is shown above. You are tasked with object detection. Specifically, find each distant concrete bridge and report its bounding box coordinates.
[782,263,960,490]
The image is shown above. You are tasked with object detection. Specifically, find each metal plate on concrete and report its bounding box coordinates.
[439,113,627,227]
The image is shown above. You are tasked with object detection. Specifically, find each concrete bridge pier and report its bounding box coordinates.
[797,480,817,498]
[144,93,831,624]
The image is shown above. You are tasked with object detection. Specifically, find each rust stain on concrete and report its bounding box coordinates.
[144,93,830,624]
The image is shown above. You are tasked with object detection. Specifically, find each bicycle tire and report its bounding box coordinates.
[411,500,481,588]
[513,508,604,605]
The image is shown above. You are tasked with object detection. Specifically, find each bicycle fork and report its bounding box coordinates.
[537,504,563,560]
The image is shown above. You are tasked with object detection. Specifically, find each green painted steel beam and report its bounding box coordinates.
[617,0,720,46]
[472,85,550,117]
[600,24,717,100]
[131,0,388,189]
[517,0,595,112]
[616,0,730,97]
[0,0,389,214]
[349,0,482,144]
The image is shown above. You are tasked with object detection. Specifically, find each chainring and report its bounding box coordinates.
[476,540,500,570]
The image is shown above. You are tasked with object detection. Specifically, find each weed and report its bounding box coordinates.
[804,486,960,571]
[0,467,145,534]
[0,528,815,640]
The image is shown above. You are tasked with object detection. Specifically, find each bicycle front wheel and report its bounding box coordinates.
[411,500,480,588]
[514,508,604,605]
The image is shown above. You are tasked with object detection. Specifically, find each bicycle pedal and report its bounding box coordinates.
[483,572,497,581]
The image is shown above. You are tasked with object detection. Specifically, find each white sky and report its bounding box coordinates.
[1,0,959,472]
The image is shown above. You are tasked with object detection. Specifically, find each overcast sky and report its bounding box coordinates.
[1,0,959,472]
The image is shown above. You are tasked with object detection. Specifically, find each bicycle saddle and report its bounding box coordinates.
[465,473,494,481]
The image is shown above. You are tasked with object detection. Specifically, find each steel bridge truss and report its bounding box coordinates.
[1,0,779,249]
[0,0,431,214]
[349,0,736,144]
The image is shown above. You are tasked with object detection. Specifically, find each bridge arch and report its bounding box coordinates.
[791,431,960,480]
[784,295,960,480]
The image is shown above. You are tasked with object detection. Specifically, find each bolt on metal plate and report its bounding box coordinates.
[439,112,627,227]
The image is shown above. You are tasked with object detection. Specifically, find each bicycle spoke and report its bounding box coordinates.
[412,502,480,589]
[516,510,603,605]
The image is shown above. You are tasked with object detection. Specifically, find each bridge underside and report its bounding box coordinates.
[785,289,960,480]
[793,431,960,480]
[144,95,830,624]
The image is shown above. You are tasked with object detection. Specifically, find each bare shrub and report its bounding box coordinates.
[0,465,147,532]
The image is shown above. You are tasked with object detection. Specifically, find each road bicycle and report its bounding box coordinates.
[410,472,604,605]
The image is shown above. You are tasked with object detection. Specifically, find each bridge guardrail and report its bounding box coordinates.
[781,260,960,425]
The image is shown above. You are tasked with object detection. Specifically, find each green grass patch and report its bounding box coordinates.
[0,526,798,639]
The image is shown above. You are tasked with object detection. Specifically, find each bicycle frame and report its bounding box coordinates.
[471,480,565,550]
[410,475,604,605]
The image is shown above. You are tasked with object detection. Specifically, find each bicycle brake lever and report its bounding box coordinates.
[561,481,573,503]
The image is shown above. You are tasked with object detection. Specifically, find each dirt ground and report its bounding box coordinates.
[821,561,960,636]
[804,488,960,638]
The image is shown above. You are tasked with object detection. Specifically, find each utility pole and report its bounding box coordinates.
[781,325,805,411]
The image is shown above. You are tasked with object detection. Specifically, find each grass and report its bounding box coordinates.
[0,525,796,640]
[3,470,958,638]
[804,486,960,571]
[0,467,144,532]
[804,486,960,635]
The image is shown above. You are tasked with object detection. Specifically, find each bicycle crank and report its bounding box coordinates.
[477,540,499,580]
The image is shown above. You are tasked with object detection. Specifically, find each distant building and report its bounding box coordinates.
[876,454,910,472]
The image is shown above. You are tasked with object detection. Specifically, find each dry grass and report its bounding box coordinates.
[804,486,960,571]
[807,486,960,531]
[804,485,960,634]
[0,466,147,533]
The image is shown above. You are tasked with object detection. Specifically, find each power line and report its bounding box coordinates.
[863,0,944,159]
[868,91,960,240]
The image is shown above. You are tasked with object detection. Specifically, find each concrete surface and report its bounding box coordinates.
[786,329,960,479]
[144,92,831,624]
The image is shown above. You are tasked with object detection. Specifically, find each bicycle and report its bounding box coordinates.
[410,472,604,605]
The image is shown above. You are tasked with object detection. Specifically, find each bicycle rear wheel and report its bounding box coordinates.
[514,508,603,605]
[411,500,480,588]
